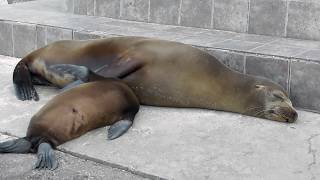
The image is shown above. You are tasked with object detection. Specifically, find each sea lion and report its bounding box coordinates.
[12,36,298,122]
[1,79,139,170]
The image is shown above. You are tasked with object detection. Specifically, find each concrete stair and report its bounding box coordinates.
[0,0,319,113]
[63,0,320,41]
[0,1,320,179]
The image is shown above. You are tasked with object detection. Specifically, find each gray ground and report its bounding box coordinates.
[0,138,148,180]
[0,56,320,179]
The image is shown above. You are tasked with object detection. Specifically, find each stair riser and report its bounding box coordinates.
[0,20,319,113]
[64,0,320,41]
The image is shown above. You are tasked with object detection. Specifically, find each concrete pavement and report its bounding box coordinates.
[0,55,320,179]
[0,134,148,180]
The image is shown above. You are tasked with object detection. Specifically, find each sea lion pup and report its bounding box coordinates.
[1,79,139,170]
[12,36,297,122]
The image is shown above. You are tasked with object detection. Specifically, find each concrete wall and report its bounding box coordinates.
[65,0,320,41]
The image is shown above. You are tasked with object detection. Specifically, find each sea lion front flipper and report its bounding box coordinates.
[108,120,133,140]
[60,79,85,92]
[49,64,90,82]
[33,143,58,170]
[13,61,39,101]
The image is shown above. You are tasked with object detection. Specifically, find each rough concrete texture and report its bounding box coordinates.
[12,22,36,58]
[0,55,320,179]
[290,60,320,111]
[245,55,289,90]
[0,0,7,5]
[95,0,120,19]
[287,1,320,41]
[249,0,287,37]
[61,0,320,40]
[149,0,180,25]
[0,21,13,56]
[180,0,212,28]
[0,135,148,180]
[7,0,33,4]
[213,0,249,33]
[120,0,149,22]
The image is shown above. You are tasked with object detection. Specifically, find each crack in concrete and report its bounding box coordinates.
[307,133,320,180]
[0,131,164,180]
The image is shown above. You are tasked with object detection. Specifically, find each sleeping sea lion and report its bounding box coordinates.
[1,79,139,169]
[12,36,297,122]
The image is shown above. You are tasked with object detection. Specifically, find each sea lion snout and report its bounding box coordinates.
[289,109,298,122]
[283,107,298,123]
[273,106,298,123]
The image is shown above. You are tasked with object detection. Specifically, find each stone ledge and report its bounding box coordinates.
[0,5,319,112]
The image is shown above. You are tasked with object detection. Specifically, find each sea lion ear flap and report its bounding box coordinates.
[255,85,265,89]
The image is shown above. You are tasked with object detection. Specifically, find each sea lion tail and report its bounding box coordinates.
[13,59,39,101]
[0,137,31,153]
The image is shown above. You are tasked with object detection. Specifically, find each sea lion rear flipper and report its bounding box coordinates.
[33,143,58,170]
[31,74,53,86]
[108,120,133,140]
[0,138,31,153]
[13,61,39,101]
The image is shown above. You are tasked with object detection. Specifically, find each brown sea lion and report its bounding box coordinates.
[12,36,297,122]
[1,79,139,170]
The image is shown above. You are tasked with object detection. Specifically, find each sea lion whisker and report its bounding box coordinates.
[244,106,265,113]
[253,109,269,117]
[271,112,290,122]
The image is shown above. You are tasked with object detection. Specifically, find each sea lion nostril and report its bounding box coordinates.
[291,111,298,120]
[268,109,275,113]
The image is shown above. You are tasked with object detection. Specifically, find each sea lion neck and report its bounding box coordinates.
[206,70,257,114]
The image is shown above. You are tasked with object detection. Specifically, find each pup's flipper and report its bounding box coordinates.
[0,138,31,153]
[33,143,58,170]
[108,120,133,140]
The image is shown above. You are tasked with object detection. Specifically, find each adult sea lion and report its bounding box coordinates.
[12,36,297,122]
[1,79,139,169]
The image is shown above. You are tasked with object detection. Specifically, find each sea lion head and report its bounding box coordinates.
[245,81,298,123]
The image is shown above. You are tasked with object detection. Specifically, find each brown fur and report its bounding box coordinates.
[27,79,139,147]
[17,36,297,122]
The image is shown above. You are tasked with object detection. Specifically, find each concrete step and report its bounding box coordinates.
[60,0,320,41]
[7,0,34,4]
[0,55,320,180]
[6,0,320,41]
[0,0,35,5]
[0,3,319,112]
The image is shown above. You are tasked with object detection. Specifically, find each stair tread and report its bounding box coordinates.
[0,2,319,62]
